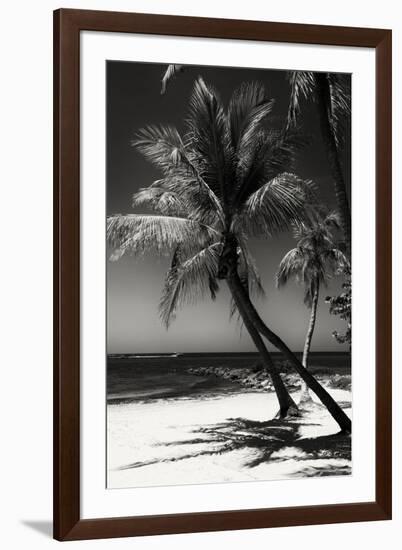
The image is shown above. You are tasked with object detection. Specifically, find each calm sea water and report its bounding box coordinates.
[107,352,350,404]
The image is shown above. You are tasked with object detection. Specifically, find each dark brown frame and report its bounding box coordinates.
[54,8,392,541]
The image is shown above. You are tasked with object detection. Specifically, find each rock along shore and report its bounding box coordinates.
[186,363,351,393]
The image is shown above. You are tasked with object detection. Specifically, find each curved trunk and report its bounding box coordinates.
[316,74,351,258]
[230,271,351,433]
[226,277,298,418]
[300,281,320,404]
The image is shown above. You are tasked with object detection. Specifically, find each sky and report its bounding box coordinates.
[106,61,351,354]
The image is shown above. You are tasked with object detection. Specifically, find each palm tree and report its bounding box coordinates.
[287,71,351,258]
[107,77,351,431]
[161,66,351,259]
[276,211,348,404]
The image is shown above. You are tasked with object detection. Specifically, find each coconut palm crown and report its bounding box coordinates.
[108,77,314,327]
[276,210,348,304]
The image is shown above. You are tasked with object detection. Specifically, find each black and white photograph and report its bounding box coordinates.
[106,61,352,489]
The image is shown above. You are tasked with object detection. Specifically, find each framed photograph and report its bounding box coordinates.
[54,8,392,541]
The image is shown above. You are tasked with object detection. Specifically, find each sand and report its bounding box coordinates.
[107,386,352,489]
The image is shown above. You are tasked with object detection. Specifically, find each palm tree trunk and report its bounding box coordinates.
[300,281,320,404]
[226,278,299,418]
[229,271,351,433]
[316,74,351,258]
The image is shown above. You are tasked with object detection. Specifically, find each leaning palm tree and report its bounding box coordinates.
[287,71,351,258]
[107,77,351,431]
[276,211,349,404]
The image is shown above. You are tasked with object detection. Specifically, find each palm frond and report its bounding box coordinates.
[292,207,340,239]
[235,128,308,204]
[276,247,304,288]
[287,71,350,152]
[160,64,184,95]
[235,173,312,238]
[132,125,184,173]
[323,247,349,273]
[132,123,225,225]
[323,210,342,231]
[186,77,229,201]
[132,187,187,215]
[107,214,219,259]
[208,274,219,300]
[159,243,221,327]
[286,71,316,129]
[291,220,309,241]
[262,129,309,184]
[136,179,215,226]
[226,81,274,151]
[327,73,351,149]
[170,151,226,225]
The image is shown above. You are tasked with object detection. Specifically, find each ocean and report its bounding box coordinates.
[107,352,351,404]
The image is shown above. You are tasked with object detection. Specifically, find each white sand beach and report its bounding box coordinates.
[107,386,351,489]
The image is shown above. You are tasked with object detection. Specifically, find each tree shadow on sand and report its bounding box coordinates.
[117,408,351,478]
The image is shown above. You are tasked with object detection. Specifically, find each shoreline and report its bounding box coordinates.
[186,363,351,394]
[107,356,352,488]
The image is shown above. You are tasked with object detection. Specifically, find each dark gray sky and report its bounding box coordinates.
[106,61,351,354]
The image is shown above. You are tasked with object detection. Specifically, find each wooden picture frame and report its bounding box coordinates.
[54,8,392,541]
